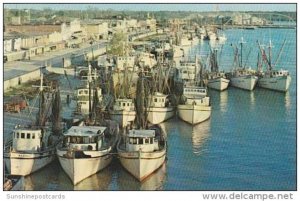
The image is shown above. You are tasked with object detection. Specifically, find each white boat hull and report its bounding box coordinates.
[57,150,112,185]
[4,150,56,176]
[177,104,211,125]
[207,77,230,91]
[258,75,291,92]
[118,150,166,181]
[229,75,258,91]
[147,107,175,124]
[110,110,136,128]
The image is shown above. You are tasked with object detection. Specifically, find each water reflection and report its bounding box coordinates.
[284,91,291,110]
[249,91,255,108]
[117,162,166,190]
[23,159,113,190]
[176,119,211,156]
[219,90,229,113]
[73,168,112,190]
[191,120,211,156]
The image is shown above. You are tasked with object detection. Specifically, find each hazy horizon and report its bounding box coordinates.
[4,3,296,12]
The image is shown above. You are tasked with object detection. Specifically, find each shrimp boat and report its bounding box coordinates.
[110,98,136,128]
[226,37,258,91]
[177,86,211,125]
[117,74,167,181]
[4,73,63,176]
[256,40,292,92]
[206,48,230,91]
[56,125,117,185]
[147,92,175,124]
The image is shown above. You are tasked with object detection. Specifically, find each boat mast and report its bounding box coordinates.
[34,73,48,127]
[239,37,246,68]
[274,39,287,67]
[88,64,93,120]
[136,73,146,129]
[52,83,61,135]
[268,40,273,70]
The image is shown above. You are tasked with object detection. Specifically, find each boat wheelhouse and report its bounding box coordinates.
[76,86,102,115]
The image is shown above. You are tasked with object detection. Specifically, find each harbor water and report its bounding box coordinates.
[5,28,296,190]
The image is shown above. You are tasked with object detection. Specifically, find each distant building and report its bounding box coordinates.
[61,19,82,40]
[11,16,21,25]
[4,39,13,53]
[84,22,108,40]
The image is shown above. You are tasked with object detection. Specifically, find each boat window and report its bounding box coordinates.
[127,103,130,106]
[154,98,157,102]
[32,133,35,139]
[84,137,90,144]
[123,103,126,107]
[71,136,82,143]
[21,133,25,139]
[145,138,149,144]
[150,138,153,144]
[132,138,137,144]
[84,90,88,94]
[129,138,133,144]
[27,133,30,139]
[138,138,143,145]
[17,133,19,138]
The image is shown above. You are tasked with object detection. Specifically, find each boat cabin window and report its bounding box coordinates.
[32,133,35,139]
[17,132,20,138]
[138,138,143,145]
[27,133,30,139]
[123,103,126,107]
[84,137,90,144]
[145,138,149,144]
[21,133,25,139]
[71,136,83,143]
[154,98,158,102]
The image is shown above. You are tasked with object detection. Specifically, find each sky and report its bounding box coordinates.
[3,3,296,12]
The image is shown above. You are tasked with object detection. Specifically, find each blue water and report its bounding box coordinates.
[22,28,296,190]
